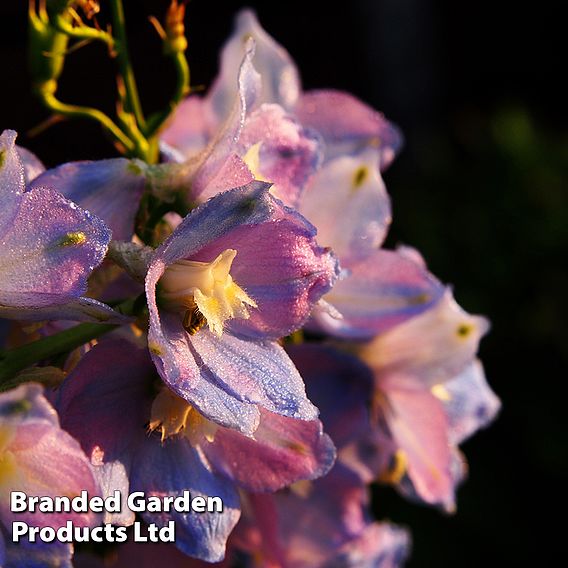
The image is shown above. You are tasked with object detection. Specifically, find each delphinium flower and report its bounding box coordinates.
[24,157,153,318]
[197,9,401,168]
[160,36,322,208]
[0,383,100,568]
[144,181,338,432]
[236,479,408,568]
[0,130,121,323]
[57,338,335,562]
[344,291,500,510]
[230,343,410,568]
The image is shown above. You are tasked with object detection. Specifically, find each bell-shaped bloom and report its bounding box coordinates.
[230,343,410,568]
[0,130,122,323]
[0,383,100,567]
[163,11,404,217]
[206,9,402,171]
[356,291,499,510]
[31,158,147,241]
[279,304,498,514]
[207,8,403,170]
[145,181,339,434]
[57,339,335,563]
[160,38,322,208]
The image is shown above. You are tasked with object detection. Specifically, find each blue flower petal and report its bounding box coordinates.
[131,437,241,563]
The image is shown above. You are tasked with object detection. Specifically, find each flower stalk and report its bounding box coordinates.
[28,0,191,164]
[145,0,191,137]
[108,0,146,133]
[0,322,115,390]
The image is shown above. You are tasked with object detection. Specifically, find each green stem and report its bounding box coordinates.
[138,197,173,246]
[145,51,190,137]
[0,322,116,388]
[109,0,146,131]
[116,106,154,161]
[38,85,134,152]
[0,295,140,389]
[51,12,114,48]
[28,1,69,90]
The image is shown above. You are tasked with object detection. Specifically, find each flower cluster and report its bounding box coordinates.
[0,5,499,568]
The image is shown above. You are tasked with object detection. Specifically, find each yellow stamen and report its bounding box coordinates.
[148,389,217,444]
[160,249,257,337]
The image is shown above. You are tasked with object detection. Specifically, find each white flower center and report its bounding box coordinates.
[159,249,257,337]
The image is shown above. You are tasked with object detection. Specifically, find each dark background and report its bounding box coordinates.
[1,1,566,566]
